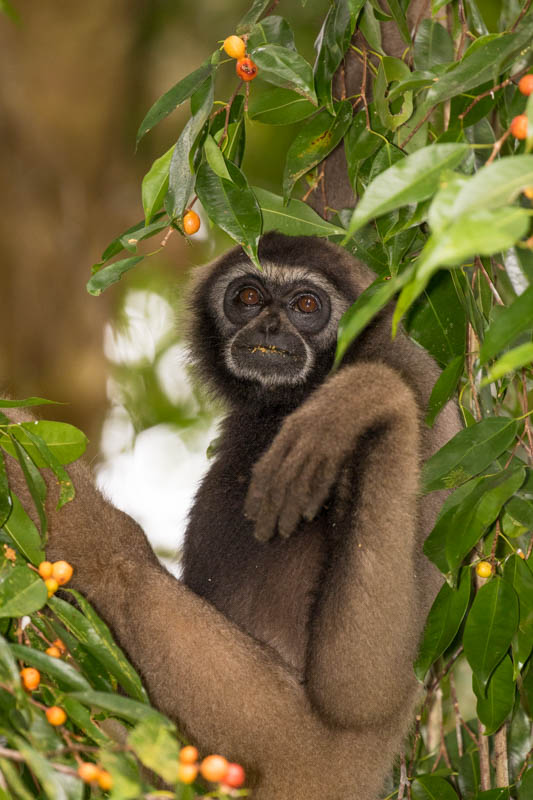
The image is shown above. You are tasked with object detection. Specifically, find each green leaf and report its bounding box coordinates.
[128,717,180,783]
[249,44,317,104]
[165,75,214,222]
[427,172,470,235]
[412,775,459,800]
[237,0,271,32]
[253,187,345,237]
[282,100,353,198]
[49,594,147,702]
[0,566,48,617]
[10,644,91,692]
[375,56,413,131]
[520,768,533,800]
[502,555,533,667]
[425,356,464,427]
[475,791,510,800]
[314,0,362,113]
[203,134,232,180]
[422,417,519,493]
[141,146,173,225]
[136,61,214,145]
[480,286,533,365]
[406,272,466,367]
[12,736,68,800]
[384,0,410,43]
[0,451,11,528]
[1,493,45,565]
[344,144,468,239]
[248,16,296,51]
[413,20,454,70]
[451,155,533,217]
[98,751,143,800]
[0,634,22,686]
[69,689,171,726]
[0,0,19,22]
[0,397,61,409]
[2,421,88,466]
[483,343,533,384]
[196,160,262,268]
[62,697,111,746]
[414,566,471,680]
[12,427,74,509]
[248,87,316,125]
[472,655,515,735]
[463,576,519,688]
[86,255,144,296]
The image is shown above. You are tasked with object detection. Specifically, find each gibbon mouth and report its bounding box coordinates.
[246,344,292,357]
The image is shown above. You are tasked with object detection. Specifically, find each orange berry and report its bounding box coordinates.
[46,706,67,726]
[38,561,53,579]
[52,561,73,586]
[46,646,62,658]
[517,549,526,559]
[20,667,40,691]
[77,762,100,783]
[476,561,492,578]
[183,210,201,235]
[510,114,529,139]
[224,762,246,788]
[179,745,199,765]
[178,763,198,784]
[524,187,533,200]
[52,638,66,653]
[236,57,258,82]
[97,770,113,791]
[44,578,59,597]
[200,754,229,783]
[223,35,246,60]
[518,74,533,96]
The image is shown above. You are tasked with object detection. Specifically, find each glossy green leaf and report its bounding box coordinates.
[414,566,471,680]
[427,172,470,234]
[425,355,464,427]
[249,44,317,104]
[2,421,87,467]
[475,791,510,800]
[344,144,468,238]
[504,496,533,530]
[473,655,515,735]
[86,255,144,296]
[248,87,316,125]
[0,634,22,686]
[406,272,466,366]
[480,287,533,364]
[503,555,533,667]
[375,56,413,131]
[451,156,533,217]
[69,689,171,726]
[344,111,384,187]
[483,343,533,385]
[136,61,214,144]
[1,493,45,565]
[0,566,47,617]
[13,427,74,509]
[49,594,147,702]
[0,451,10,528]
[196,160,262,268]
[10,643,91,692]
[283,101,353,198]
[98,751,142,800]
[314,0,362,112]
[464,576,519,688]
[423,417,519,492]
[203,134,232,180]
[413,20,454,70]
[141,146,173,225]
[165,75,214,222]
[12,736,68,800]
[0,757,34,800]
[519,768,533,800]
[248,16,296,51]
[253,187,345,237]
[9,436,46,535]
[0,397,61,408]
[62,697,110,746]
[387,70,437,103]
[385,0,410,43]
[412,775,459,800]
[128,717,180,783]
[237,0,271,32]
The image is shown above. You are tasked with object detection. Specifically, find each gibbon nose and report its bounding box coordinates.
[260,312,280,335]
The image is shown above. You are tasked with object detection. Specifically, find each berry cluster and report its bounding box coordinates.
[178,745,246,792]
[37,559,74,596]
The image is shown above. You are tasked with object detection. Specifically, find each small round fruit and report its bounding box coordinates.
[44,578,59,597]
[236,57,258,82]
[20,667,40,691]
[46,646,62,658]
[524,186,533,199]
[38,561,53,579]
[200,754,229,783]
[223,35,246,60]
[224,762,246,788]
[52,638,66,653]
[179,745,199,765]
[46,706,67,726]
[178,763,198,784]
[52,560,73,586]
[476,561,492,578]
[519,74,533,96]
[97,770,113,791]
[77,762,100,783]
[183,210,201,235]
[510,114,528,139]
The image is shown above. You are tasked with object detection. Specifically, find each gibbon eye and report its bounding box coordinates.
[294,294,319,313]
[239,287,262,306]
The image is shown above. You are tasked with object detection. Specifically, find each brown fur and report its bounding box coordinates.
[4,234,460,799]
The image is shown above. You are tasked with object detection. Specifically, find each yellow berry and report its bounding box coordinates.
[524,187,533,200]
[223,35,246,60]
[97,770,113,791]
[179,745,199,764]
[38,561,53,579]
[77,762,100,783]
[200,754,229,783]
[178,763,199,784]
[46,646,62,658]
[52,560,73,586]
[183,210,201,235]
[20,667,40,691]
[52,638,67,653]
[45,577,59,597]
[476,561,492,578]
[46,706,67,726]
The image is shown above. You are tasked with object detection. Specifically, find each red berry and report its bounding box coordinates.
[224,762,246,788]
[236,57,258,82]
[510,114,528,140]
[518,74,533,96]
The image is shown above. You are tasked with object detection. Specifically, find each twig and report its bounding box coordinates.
[493,724,509,787]
[512,0,532,32]
[0,746,78,777]
[361,48,371,130]
[467,323,483,420]
[160,228,175,247]
[399,105,435,149]
[521,370,533,459]
[219,80,243,150]
[301,165,325,203]
[486,127,512,165]
[459,68,530,119]
[456,0,468,59]
[398,754,408,800]
[475,257,504,305]
[449,672,464,757]
[517,747,533,780]
[490,520,502,566]
[478,721,491,791]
